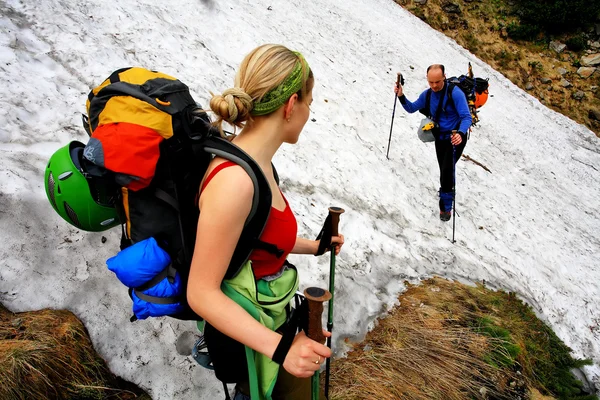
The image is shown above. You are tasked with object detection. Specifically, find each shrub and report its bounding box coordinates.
[506,22,540,41]
[511,0,600,34]
[566,36,587,52]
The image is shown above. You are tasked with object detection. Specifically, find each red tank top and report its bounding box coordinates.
[200,161,297,279]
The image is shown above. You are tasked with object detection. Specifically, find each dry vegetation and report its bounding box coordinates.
[327,277,595,400]
[395,0,600,137]
[0,282,595,400]
[0,304,149,400]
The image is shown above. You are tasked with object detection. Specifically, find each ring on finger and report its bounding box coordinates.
[314,356,320,365]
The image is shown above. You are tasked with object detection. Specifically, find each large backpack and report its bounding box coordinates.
[45,67,281,322]
[446,75,489,125]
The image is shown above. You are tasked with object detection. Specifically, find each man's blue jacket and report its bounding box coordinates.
[399,83,472,135]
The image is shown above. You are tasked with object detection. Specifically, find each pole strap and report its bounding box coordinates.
[314,214,333,256]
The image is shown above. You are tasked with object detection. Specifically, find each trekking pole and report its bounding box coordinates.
[451,144,457,244]
[304,287,332,400]
[324,207,344,399]
[386,73,403,160]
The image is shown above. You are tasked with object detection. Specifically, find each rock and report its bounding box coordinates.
[581,53,600,67]
[560,79,573,88]
[414,0,427,4]
[175,331,199,356]
[540,77,552,84]
[577,67,596,78]
[589,109,600,121]
[550,41,567,53]
[591,86,598,92]
[547,86,553,91]
[557,67,568,75]
[442,2,460,13]
[590,41,600,50]
[573,91,585,101]
[571,367,596,394]
[525,82,534,90]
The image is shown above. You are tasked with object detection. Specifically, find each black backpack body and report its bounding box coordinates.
[79,67,278,322]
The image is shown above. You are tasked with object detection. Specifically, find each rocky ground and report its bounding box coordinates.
[396,0,600,137]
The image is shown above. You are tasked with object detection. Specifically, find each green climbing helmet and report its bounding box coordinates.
[44,141,120,232]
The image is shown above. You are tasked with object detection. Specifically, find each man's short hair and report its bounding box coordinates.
[427,64,445,74]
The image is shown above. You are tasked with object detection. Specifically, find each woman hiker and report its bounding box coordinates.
[187,44,344,400]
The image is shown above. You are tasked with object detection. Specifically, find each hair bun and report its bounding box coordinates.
[210,88,253,125]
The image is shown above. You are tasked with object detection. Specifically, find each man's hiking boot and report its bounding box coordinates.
[440,211,452,222]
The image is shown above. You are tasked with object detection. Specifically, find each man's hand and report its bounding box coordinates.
[394,82,403,97]
[451,132,463,146]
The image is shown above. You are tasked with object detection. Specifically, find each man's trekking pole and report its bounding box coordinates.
[324,207,344,399]
[386,73,403,160]
[451,144,457,244]
[304,287,332,400]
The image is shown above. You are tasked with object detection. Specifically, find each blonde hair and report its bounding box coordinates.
[209,44,313,136]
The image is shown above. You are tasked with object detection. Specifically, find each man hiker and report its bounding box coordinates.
[394,64,472,221]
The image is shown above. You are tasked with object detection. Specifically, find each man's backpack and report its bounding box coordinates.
[45,67,280,322]
[446,74,489,125]
[420,63,489,126]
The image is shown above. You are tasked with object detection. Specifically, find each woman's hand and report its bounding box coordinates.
[330,234,344,255]
[282,330,332,378]
[313,234,344,256]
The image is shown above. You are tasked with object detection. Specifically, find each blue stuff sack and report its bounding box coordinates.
[106,237,185,320]
[107,237,170,287]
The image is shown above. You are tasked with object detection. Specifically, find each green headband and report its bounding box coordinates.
[251,52,309,116]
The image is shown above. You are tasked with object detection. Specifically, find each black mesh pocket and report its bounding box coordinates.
[475,78,489,94]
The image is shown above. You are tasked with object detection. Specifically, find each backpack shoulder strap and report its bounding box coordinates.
[197,136,274,279]
[431,82,451,123]
[419,88,432,117]
[273,163,279,185]
[447,82,455,109]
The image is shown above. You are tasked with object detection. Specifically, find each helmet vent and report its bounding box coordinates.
[64,202,82,229]
[100,218,116,226]
[58,171,73,181]
[47,174,57,210]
